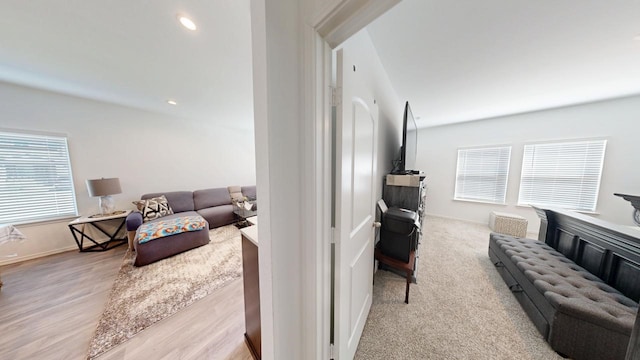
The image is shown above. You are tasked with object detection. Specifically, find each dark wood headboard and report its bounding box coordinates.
[534,206,640,302]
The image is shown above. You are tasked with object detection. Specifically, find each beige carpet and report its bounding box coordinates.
[355,216,563,360]
[87,225,242,359]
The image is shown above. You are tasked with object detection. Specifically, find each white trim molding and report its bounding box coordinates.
[313,0,401,48]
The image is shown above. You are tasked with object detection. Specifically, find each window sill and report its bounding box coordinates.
[453,198,507,206]
[5,215,80,227]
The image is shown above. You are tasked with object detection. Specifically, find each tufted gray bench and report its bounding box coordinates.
[489,233,638,359]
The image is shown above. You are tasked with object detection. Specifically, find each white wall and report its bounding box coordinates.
[416,95,640,232]
[337,29,403,203]
[250,0,302,357]
[0,81,255,264]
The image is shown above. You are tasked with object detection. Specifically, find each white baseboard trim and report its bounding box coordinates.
[425,212,539,238]
[0,245,78,266]
[424,212,489,227]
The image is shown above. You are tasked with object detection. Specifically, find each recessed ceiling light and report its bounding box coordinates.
[178,15,197,31]
[167,100,177,105]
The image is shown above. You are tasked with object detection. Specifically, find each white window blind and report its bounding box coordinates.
[0,131,78,224]
[518,139,606,212]
[454,146,511,204]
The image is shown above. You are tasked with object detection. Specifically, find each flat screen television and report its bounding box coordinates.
[397,101,418,174]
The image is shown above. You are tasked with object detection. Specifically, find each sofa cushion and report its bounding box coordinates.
[133,195,174,222]
[241,185,257,200]
[193,188,232,210]
[143,191,194,213]
[197,204,236,229]
[144,211,200,223]
[126,211,143,231]
[228,186,244,202]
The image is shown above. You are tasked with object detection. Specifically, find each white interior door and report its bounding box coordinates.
[333,48,378,360]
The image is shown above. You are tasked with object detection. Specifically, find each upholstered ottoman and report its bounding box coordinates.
[133,214,210,266]
[490,233,638,359]
[489,211,528,237]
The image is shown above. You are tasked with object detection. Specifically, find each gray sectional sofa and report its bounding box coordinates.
[489,206,640,360]
[126,185,256,266]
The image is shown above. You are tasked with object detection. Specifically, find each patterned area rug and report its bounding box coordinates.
[87,225,242,359]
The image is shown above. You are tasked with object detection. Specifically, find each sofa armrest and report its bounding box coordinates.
[126,211,143,231]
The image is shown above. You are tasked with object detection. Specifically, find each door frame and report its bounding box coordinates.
[251,1,400,359]
[301,1,400,359]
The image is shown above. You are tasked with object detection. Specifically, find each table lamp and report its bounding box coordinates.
[86,178,122,215]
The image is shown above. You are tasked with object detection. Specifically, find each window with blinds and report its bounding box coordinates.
[518,139,607,212]
[454,146,511,204]
[0,131,78,224]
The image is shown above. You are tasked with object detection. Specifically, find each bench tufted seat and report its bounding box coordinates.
[489,233,638,360]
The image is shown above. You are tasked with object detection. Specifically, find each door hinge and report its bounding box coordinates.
[331,86,342,107]
[329,343,335,359]
[331,227,336,244]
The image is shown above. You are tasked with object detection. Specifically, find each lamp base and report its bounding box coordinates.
[99,195,116,215]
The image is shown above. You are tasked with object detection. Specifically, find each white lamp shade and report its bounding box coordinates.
[86,178,122,197]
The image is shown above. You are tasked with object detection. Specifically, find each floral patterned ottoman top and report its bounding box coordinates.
[136,215,207,244]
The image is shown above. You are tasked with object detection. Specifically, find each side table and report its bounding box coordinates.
[234,201,257,228]
[375,246,415,304]
[68,210,131,252]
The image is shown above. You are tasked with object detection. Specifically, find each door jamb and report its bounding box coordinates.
[301,1,400,359]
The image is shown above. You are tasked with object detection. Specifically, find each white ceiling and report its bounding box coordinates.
[366,0,640,128]
[1,1,639,131]
[0,0,254,129]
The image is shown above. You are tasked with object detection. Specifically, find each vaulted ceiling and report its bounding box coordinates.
[367,0,640,128]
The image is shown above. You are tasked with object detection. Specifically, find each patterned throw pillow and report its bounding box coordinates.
[132,195,174,222]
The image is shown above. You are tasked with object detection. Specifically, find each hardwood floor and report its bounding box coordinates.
[0,247,252,360]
